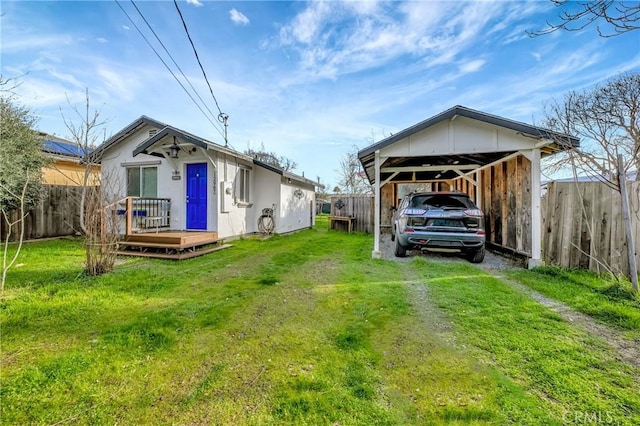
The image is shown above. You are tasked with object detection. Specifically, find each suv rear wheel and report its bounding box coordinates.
[466,246,485,263]
[394,237,407,257]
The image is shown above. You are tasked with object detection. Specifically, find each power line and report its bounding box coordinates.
[129,0,223,137]
[173,0,228,138]
[114,0,225,140]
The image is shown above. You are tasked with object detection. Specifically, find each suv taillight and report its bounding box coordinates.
[464,209,483,217]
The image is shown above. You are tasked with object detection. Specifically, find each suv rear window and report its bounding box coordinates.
[410,194,475,209]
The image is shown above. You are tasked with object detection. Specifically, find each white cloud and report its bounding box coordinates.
[96,37,108,44]
[186,0,203,7]
[122,25,130,31]
[1,34,73,52]
[279,1,333,45]
[458,59,486,74]
[274,1,512,81]
[96,67,139,101]
[229,9,250,26]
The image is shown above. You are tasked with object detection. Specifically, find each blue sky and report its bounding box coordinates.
[1,1,638,187]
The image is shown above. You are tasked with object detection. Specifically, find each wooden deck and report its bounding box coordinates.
[116,231,227,260]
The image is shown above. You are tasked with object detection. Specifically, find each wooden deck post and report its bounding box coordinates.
[125,197,133,237]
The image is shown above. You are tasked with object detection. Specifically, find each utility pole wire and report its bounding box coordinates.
[114,0,225,140]
[173,0,229,146]
[129,0,224,137]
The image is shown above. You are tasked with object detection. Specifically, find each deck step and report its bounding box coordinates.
[119,241,193,250]
[116,244,233,260]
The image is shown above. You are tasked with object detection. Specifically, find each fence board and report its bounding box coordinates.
[1,185,87,242]
[329,194,373,233]
[542,181,640,277]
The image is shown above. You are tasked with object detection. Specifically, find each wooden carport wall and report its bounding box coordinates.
[377,152,541,262]
[361,106,578,269]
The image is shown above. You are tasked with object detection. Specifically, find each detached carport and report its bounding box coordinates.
[358,105,579,268]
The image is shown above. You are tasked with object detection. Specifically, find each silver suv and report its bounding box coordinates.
[391,192,486,262]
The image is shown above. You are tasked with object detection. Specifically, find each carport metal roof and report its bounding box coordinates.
[358,105,579,185]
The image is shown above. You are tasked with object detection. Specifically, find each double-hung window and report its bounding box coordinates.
[237,167,250,204]
[127,166,157,198]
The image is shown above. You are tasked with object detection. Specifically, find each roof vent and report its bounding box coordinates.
[148,129,158,138]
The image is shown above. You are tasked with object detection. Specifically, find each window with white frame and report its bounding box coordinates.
[127,166,158,197]
[237,167,251,204]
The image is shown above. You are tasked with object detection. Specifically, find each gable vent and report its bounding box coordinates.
[148,129,158,138]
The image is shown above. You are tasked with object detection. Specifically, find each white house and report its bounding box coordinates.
[96,116,316,239]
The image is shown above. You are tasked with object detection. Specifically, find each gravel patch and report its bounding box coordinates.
[379,231,523,270]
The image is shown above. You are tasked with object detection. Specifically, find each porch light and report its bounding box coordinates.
[169,140,180,159]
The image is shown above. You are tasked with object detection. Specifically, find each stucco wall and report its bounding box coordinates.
[215,154,255,238]
[278,180,315,233]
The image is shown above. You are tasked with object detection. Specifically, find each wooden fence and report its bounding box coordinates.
[542,181,640,276]
[1,185,86,242]
[329,195,373,233]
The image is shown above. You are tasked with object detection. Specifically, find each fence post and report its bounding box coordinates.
[618,154,638,292]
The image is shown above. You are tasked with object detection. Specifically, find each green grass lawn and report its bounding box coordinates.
[506,266,640,339]
[2,225,639,424]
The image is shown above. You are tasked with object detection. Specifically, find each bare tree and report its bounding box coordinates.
[543,72,639,185]
[542,72,639,291]
[83,179,120,276]
[336,146,372,195]
[529,1,640,37]
[60,89,119,276]
[245,142,297,172]
[61,88,108,234]
[1,178,29,292]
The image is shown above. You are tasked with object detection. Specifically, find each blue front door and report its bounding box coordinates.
[186,163,207,230]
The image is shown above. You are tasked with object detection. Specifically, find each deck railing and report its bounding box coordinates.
[120,197,171,235]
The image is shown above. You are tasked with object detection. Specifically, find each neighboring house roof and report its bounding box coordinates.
[38,132,91,160]
[358,105,580,159]
[543,171,639,186]
[42,140,87,158]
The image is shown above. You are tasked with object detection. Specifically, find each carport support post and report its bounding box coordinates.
[372,150,382,259]
[529,148,542,269]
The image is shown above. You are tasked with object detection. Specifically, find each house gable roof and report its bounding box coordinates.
[92,115,168,160]
[358,105,579,159]
[99,115,315,187]
[357,105,580,184]
[132,125,253,161]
